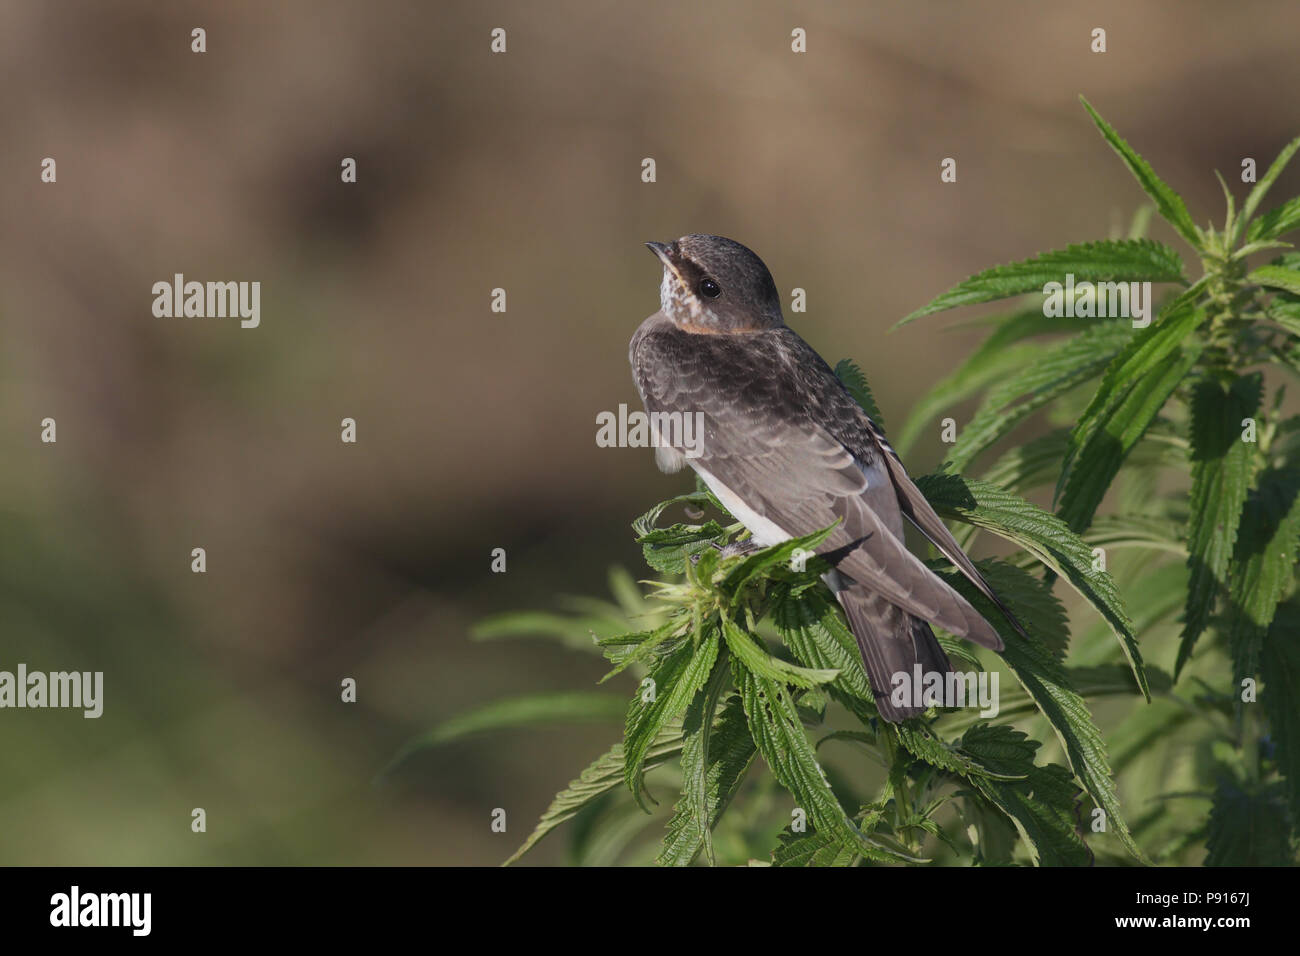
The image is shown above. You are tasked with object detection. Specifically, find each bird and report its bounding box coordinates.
[629,234,1024,722]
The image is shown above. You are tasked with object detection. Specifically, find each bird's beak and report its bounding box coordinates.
[645,241,673,265]
[646,241,687,287]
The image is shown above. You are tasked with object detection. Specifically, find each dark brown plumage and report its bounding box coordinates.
[630,234,1024,721]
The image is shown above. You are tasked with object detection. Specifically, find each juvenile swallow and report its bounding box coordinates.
[630,234,1024,722]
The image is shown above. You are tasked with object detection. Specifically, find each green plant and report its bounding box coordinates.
[397,98,1300,865]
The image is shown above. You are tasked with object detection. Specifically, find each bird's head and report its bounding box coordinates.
[645,234,785,333]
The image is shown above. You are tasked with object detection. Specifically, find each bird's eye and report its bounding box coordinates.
[699,278,721,298]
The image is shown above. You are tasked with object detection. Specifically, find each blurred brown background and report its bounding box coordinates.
[2,0,1298,864]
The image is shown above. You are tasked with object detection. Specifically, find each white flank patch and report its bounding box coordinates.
[692,450,894,575]
[692,465,792,547]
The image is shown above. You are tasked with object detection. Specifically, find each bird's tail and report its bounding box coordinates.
[835,584,952,723]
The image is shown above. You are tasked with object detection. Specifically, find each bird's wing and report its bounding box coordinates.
[631,319,1002,648]
[859,416,1028,638]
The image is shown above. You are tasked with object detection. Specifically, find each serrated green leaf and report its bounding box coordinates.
[897,309,1087,453]
[472,611,620,655]
[1267,302,1300,341]
[720,614,838,689]
[597,618,684,681]
[1250,264,1300,297]
[1058,341,1203,533]
[1068,662,1173,697]
[659,689,757,866]
[959,724,1093,866]
[1114,426,1191,515]
[1176,375,1263,677]
[962,791,1021,865]
[1270,250,1300,272]
[717,523,837,597]
[943,323,1134,473]
[959,724,1045,774]
[797,688,829,722]
[632,492,734,573]
[894,721,1026,782]
[1058,286,1207,456]
[1080,97,1202,249]
[1056,297,1208,531]
[1239,135,1300,244]
[834,358,885,430]
[565,797,664,866]
[660,651,730,865]
[503,728,684,865]
[949,558,1072,658]
[896,239,1185,327]
[378,692,626,780]
[1205,779,1295,866]
[946,663,1164,735]
[979,429,1070,494]
[1076,561,1189,669]
[637,521,729,574]
[1235,239,1295,260]
[1084,514,1187,557]
[1216,170,1239,240]
[1227,467,1300,690]
[772,825,861,866]
[1247,196,1300,244]
[915,473,1147,697]
[735,661,913,862]
[963,582,1142,861]
[632,491,718,537]
[925,561,1145,861]
[771,584,874,701]
[1261,602,1300,823]
[624,629,721,806]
